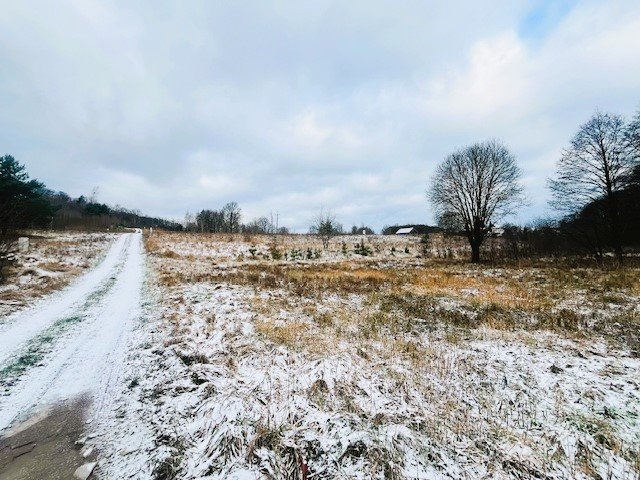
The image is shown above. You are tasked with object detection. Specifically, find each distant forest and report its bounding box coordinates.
[48,192,182,231]
[1,155,182,233]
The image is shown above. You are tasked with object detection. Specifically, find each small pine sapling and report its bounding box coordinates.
[354,241,373,256]
[269,245,283,260]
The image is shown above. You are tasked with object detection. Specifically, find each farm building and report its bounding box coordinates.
[395,227,416,235]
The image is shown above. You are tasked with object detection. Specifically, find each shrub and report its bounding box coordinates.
[354,241,373,256]
[269,244,283,260]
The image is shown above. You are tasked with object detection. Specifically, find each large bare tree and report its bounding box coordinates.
[429,140,523,263]
[549,111,636,264]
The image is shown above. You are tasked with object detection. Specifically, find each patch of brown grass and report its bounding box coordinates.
[148,232,640,344]
[38,261,71,272]
[221,263,405,297]
[255,318,331,354]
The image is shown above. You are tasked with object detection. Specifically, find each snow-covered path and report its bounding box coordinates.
[0,232,144,433]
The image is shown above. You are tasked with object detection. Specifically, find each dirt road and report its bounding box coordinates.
[0,232,144,477]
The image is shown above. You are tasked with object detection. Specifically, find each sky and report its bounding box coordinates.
[1,0,639,232]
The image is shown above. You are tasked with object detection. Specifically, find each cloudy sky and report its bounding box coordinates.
[1,0,639,231]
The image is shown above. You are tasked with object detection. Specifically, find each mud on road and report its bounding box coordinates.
[0,397,95,480]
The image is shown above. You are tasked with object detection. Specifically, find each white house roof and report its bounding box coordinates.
[395,227,415,234]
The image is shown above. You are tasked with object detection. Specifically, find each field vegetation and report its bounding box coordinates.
[133,230,640,480]
[0,232,114,317]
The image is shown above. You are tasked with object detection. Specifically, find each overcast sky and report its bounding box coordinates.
[1,1,639,231]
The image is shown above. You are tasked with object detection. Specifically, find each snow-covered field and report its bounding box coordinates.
[94,231,639,480]
[0,231,115,317]
[1,230,638,479]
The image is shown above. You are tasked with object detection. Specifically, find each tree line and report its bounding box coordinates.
[428,108,640,264]
[186,206,373,236]
[2,105,639,270]
[48,192,182,231]
[184,205,290,234]
[0,155,181,279]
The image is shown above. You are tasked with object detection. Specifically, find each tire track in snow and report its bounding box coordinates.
[0,233,130,365]
[0,246,130,387]
[0,232,144,432]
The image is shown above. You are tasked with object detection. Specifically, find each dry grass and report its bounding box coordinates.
[254,318,332,354]
[0,232,114,316]
[144,230,640,348]
[234,265,638,344]
[144,231,640,479]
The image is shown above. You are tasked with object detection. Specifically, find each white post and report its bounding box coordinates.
[18,237,29,252]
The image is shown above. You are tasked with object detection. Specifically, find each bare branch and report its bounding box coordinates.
[429,140,524,262]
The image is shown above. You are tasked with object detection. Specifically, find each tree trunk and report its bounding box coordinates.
[470,241,481,263]
[609,206,624,266]
[604,173,624,266]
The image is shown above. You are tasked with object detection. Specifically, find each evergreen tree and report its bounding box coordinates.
[0,155,54,234]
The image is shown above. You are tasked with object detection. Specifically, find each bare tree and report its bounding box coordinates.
[429,140,524,263]
[549,111,636,264]
[183,211,197,231]
[309,211,343,249]
[243,216,274,234]
[436,211,464,233]
[627,108,640,159]
[222,202,242,233]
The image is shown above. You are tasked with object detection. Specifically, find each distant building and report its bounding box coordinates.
[382,224,442,235]
[490,226,505,237]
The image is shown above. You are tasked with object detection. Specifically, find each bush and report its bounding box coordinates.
[354,241,373,256]
[269,244,283,260]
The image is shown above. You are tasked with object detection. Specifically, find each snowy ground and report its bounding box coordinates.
[91,232,639,480]
[0,232,144,480]
[0,231,114,317]
[1,231,638,479]
[0,232,143,428]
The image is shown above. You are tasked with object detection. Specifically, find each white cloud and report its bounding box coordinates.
[424,32,533,127]
[1,0,639,230]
